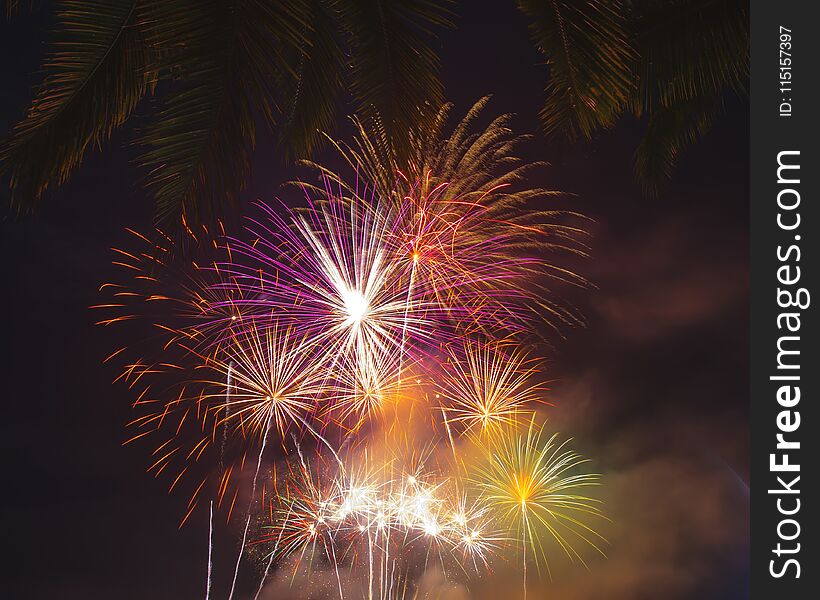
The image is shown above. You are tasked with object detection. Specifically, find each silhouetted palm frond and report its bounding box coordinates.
[276,0,347,161]
[517,0,747,194]
[342,0,454,161]
[1,0,748,220]
[517,0,636,140]
[1,0,453,225]
[2,0,37,19]
[135,0,308,223]
[633,95,718,196]
[630,0,748,112]
[0,0,155,208]
[629,0,748,194]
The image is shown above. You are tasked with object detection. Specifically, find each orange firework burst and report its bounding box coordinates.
[437,338,547,438]
[315,97,591,336]
[472,418,607,581]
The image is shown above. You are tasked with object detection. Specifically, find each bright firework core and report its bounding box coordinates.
[342,288,370,326]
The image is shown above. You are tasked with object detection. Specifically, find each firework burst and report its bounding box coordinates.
[200,319,328,440]
[258,442,502,599]
[437,339,547,438]
[312,97,592,336]
[97,99,604,597]
[472,418,607,581]
[225,191,434,372]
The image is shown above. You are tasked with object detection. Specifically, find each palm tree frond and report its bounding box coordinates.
[0,0,154,208]
[2,0,37,19]
[136,0,309,225]
[630,0,749,114]
[518,0,636,140]
[633,95,717,197]
[277,0,347,161]
[342,0,454,160]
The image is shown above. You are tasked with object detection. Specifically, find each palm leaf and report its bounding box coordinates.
[517,0,635,140]
[276,0,347,161]
[341,0,454,161]
[629,0,748,193]
[0,0,154,208]
[633,95,717,197]
[136,0,309,224]
[630,0,749,113]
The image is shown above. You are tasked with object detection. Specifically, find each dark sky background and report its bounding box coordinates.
[1,3,748,599]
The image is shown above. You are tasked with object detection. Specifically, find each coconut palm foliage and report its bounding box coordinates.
[628,0,748,194]
[0,0,747,224]
[0,0,454,222]
[517,0,748,195]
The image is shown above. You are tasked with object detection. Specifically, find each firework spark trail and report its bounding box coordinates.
[208,363,229,600]
[205,500,213,600]
[228,410,274,600]
[253,500,291,600]
[328,533,347,600]
[397,255,418,387]
[219,361,233,476]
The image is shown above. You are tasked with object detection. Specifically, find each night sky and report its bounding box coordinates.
[1,3,749,599]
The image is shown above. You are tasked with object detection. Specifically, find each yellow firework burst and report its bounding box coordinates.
[472,418,606,579]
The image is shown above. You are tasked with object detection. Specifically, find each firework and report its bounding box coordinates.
[315,97,592,336]
[224,190,434,374]
[324,344,404,430]
[257,443,501,599]
[437,339,547,439]
[201,319,328,440]
[472,418,607,584]
[94,222,245,349]
[253,414,606,597]
[97,99,604,597]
